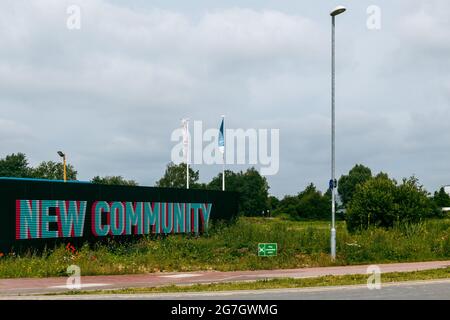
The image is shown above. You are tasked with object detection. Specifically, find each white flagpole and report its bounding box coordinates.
[221,115,225,191]
[222,155,225,191]
[186,119,190,189]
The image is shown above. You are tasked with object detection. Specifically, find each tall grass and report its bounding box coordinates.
[0,217,449,278]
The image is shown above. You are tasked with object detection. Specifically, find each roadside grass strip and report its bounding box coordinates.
[52,266,450,296]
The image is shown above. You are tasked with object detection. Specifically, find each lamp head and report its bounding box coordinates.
[330,6,347,16]
[57,151,65,158]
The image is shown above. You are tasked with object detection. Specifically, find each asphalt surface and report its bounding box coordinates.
[1,279,449,300]
[1,260,449,296]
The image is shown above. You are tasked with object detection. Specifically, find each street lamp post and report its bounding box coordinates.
[330,5,346,260]
[57,151,67,182]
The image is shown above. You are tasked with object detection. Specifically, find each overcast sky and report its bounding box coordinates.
[0,0,449,197]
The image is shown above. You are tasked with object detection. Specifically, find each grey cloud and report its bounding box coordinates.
[0,1,448,197]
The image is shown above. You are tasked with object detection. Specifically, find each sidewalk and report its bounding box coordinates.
[1,260,449,296]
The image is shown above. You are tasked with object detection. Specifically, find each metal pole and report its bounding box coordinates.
[222,157,225,191]
[186,119,190,190]
[222,115,225,191]
[331,15,336,260]
[63,156,67,182]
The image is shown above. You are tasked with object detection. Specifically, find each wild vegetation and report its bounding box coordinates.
[0,217,449,279]
[1,154,449,279]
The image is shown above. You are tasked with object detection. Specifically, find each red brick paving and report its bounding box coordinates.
[0,260,449,295]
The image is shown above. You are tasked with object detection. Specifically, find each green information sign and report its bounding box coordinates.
[258,243,277,257]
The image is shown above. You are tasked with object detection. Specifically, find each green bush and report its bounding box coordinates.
[338,164,372,207]
[434,187,450,206]
[274,183,331,220]
[394,177,437,222]
[208,168,269,216]
[346,175,436,232]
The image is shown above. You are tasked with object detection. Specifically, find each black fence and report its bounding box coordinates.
[0,178,239,253]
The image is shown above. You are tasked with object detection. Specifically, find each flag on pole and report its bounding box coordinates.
[219,116,225,191]
[218,117,225,154]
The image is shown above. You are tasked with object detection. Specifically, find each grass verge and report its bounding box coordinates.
[54,267,450,296]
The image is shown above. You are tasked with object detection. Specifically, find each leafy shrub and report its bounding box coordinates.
[346,175,436,232]
[433,187,450,207]
[274,184,331,220]
[338,164,372,207]
[208,168,269,216]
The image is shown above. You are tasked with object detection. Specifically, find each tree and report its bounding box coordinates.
[274,183,330,220]
[0,153,78,181]
[346,175,436,232]
[156,162,200,188]
[274,195,299,217]
[433,187,450,208]
[267,196,280,211]
[346,174,397,231]
[296,183,331,220]
[31,161,77,180]
[394,176,436,222]
[338,164,372,207]
[208,168,269,216]
[91,176,138,186]
[208,170,241,191]
[0,153,32,178]
[239,168,270,216]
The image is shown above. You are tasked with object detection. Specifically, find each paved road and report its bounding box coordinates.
[0,260,449,296]
[1,279,449,300]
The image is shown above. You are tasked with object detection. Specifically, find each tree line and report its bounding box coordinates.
[1,153,449,231]
[336,165,449,231]
[157,162,450,229]
[0,153,137,186]
[155,162,269,217]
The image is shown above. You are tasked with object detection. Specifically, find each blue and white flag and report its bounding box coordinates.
[218,117,225,154]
